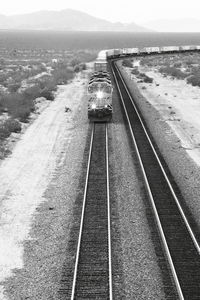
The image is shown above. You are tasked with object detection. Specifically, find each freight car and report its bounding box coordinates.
[113,49,123,58]
[145,47,160,54]
[106,45,200,58]
[88,60,113,122]
[94,59,108,72]
[106,49,115,58]
[106,45,200,60]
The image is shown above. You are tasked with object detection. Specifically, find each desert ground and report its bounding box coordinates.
[123,54,200,166]
[1,52,200,298]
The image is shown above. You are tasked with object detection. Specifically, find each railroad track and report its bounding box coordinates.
[111,61,200,300]
[70,122,113,300]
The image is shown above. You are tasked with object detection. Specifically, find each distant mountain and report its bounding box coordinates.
[142,18,200,32]
[0,9,151,32]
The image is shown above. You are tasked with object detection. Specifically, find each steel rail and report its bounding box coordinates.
[70,123,94,300]
[106,123,113,300]
[70,122,113,300]
[114,62,200,255]
[111,62,184,300]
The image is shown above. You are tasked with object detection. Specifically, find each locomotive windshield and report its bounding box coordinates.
[88,82,111,94]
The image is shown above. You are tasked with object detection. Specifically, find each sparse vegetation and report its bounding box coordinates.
[159,66,187,79]
[4,118,22,133]
[52,68,74,85]
[123,62,153,83]
[0,93,35,122]
[0,118,21,140]
[135,72,153,83]
[0,47,95,155]
[187,74,200,87]
[140,53,200,85]
[131,67,140,75]
[143,75,153,83]
[122,59,133,68]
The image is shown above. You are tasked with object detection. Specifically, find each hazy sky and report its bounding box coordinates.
[1,0,200,24]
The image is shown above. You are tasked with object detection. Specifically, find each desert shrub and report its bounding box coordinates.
[159,66,187,79]
[187,75,200,87]
[140,57,155,67]
[0,93,35,122]
[74,51,97,63]
[45,80,57,92]
[70,58,81,67]
[0,73,9,85]
[143,75,153,83]
[131,68,139,75]
[160,61,171,67]
[74,65,81,73]
[74,63,87,73]
[39,88,54,100]
[185,59,197,66]
[7,83,21,93]
[23,85,41,100]
[80,63,87,70]
[4,118,22,133]
[52,68,74,84]
[140,58,148,66]
[173,62,182,68]
[0,124,10,139]
[190,66,200,74]
[23,76,57,101]
[122,59,132,68]
[139,73,146,78]
[16,109,32,123]
[37,76,57,91]
[137,72,153,83]
[0,144,11,158]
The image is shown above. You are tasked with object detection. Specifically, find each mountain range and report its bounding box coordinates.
[0,9,151,32]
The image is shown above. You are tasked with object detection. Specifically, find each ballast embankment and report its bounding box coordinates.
[116,60,200,231]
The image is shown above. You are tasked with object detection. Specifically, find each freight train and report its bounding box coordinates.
[106,45,200,59]
[87,45,200,121]
[88,51,113,122]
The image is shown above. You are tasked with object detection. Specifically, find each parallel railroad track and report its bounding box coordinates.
[111,61,200,299]
[70,122,113,300]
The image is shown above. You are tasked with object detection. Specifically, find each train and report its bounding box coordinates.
[106,45,200,59]
[87,51,113,122]
[87,45,200,121]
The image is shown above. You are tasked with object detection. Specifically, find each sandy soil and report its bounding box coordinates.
[0,72,88,299]
[129,63,200,165]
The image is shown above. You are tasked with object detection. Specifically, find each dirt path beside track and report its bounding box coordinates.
[0,73,88,299]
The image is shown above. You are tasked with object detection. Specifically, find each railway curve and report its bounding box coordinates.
[111,60,200,299]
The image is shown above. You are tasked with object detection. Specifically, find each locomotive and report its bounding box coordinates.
[88,52,113,122]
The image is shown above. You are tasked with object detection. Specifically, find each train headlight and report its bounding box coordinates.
[105,104,108,108]
[91,103,96,109]
[96,91,103,99]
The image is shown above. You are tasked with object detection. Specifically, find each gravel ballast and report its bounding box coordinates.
[108,77,170,298]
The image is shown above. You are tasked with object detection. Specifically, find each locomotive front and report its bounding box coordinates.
[88,57,113,122]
